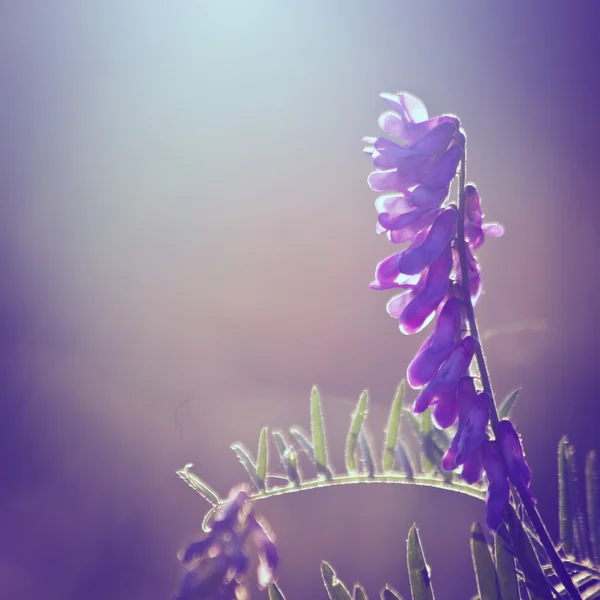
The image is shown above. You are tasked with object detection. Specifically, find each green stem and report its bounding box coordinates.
[456,153,582,600]
[200,472,485,531]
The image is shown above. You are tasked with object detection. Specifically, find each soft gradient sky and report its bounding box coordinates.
[1,1,599,598]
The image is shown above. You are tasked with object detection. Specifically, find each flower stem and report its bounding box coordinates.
[456,153,582,600]
[200,472,485,531]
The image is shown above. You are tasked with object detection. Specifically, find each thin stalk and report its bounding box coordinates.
[456,152,582,600]
[201,472,485,530]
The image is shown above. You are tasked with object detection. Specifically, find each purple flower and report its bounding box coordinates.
[464,184,505,251]
[497,419,534,503]
[482,440,511,532]
[480,421,534,532]
[441,378,489,482]
[175,484,278,599]
[412,336,478,415]
[407,297,464,388]
[365,92,504,499]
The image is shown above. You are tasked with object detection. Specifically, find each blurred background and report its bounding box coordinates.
[1,1,599,598]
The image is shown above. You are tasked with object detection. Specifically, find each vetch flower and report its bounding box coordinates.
[412,336,478,414]
[407,297,464,388]
[175,484,278,600]
[479,421,534,532]
[482,439,511,532]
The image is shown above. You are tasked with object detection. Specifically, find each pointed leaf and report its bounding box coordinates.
[586,450,600,564]
[470,522,500,600]
[565,437,590,559]
[311,386,333,480]
[230,442,261,489]
[494,531,519,600]
[498,388,521,420]
[272,430,301,486]
[175,463,220,506]
[504,504,555,600]
[559,437,573,555]
[353,583,368,600]
[395,440,415,480]
[268,582,287,600]
[290,426,317,463]
[358,427,376,478]
[381,585,405,600]
[321,561,352,600]
[383,381,405,472]
[346,390,369,474]
[256,427,269,490]
[407,524,435,600]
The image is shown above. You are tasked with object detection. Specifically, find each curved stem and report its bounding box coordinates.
[456,154,582,600]
[200,472,485,531]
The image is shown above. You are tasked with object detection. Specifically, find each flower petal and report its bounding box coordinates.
[407,297,464,388]
[398,207,457,275]
[482,440,510,532]
[412,336,477,413]
[399,244,453,334]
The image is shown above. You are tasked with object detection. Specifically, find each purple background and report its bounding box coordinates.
[1,1,599,598]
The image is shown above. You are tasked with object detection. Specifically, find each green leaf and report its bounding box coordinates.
[562,437,590,559]
[504,504,555,599]
[357,427,376,478]
[559,436,573,555]
[494,531,519,600]
[346,390,369,474]
[311,386,333,480]
[230,442,261,489]
[380,585,404,600]
[394,440,415,480]
[289,426,317,463]
[498,388,521,420]
[268,582,287,600]
[321,561,352,600]
[353,583,368,600]
[383,381,405,472]
[470,522,500,600]
[407,524,435,600]
[586,450,599,563]
[175,463,220,506]
[256,426,269,490]
[272,430,301,486]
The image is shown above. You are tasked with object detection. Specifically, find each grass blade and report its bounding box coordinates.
[407,524,435,600]
[175,463,220,506]
[256,426,269,491]
[498,388,521,420]
[383,381,405,472]
[311,386,333,480]
[346,390,369,474]
[494,530,520,600]
[470,522,500,600]
[586,450,599,563]
[321,561,352,600]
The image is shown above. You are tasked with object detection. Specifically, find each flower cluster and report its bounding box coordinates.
[364,91,529,530]
[175,484,278,600]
